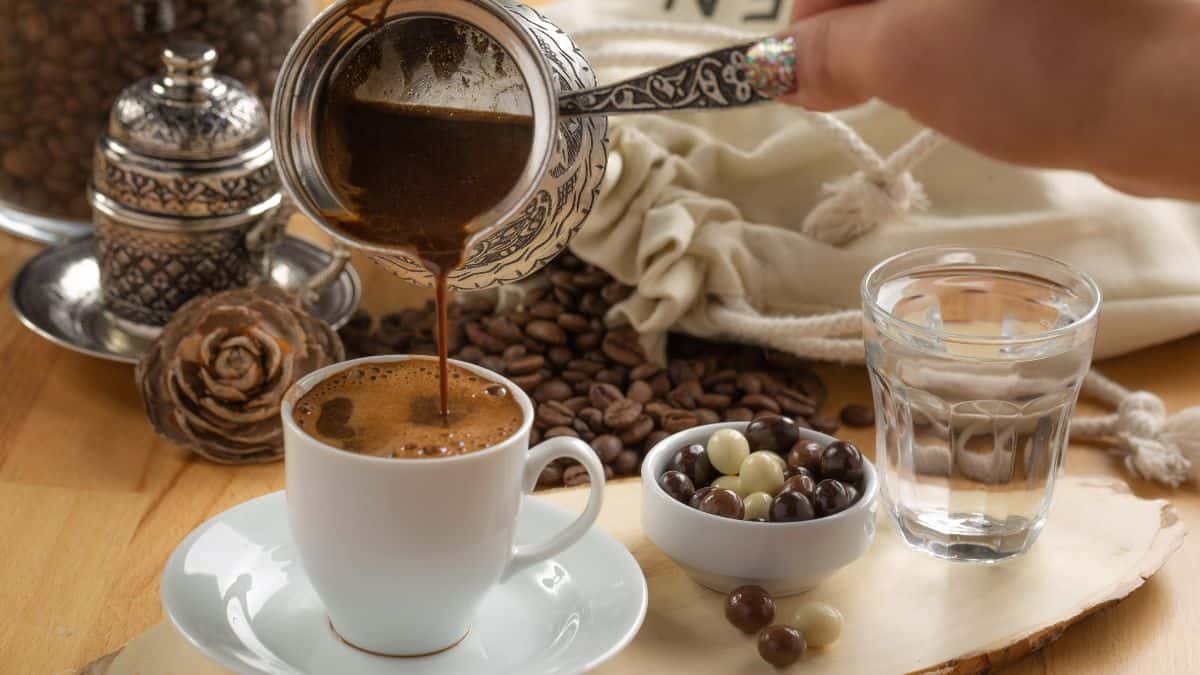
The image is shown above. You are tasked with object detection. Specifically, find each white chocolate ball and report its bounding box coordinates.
[790,602,843,648]
[712,475,746,498]
[762,451,788,474]
[740,451,786,496]
[743,492,773,520]
[707,429,750,475]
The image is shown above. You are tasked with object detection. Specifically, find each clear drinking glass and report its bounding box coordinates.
[862,247,1101,562]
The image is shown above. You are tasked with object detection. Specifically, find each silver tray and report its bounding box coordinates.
[9,235,360,364]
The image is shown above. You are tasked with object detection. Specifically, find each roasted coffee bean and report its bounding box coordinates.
[537,463,563,487]
[578,292,608,317]
[591,434,623,464]
[563,464,591,486]
[648,372,673,397]
[770,490,815,522]
[626,380,654,403]
[506,354,545,376]
[578,407,605,432]
[813,479,851,516]
[567,358,604,376]
[781,473,817,499]
[556,313,589,333]
[545,426,579,439]
[697,393,732,410]
[479,355,505,374]
[697,487,744,519]
[481,316,522,343]
[595,368,627,387]
[787,439,824,473]
[522,337,547,354]
[703,369,738,387]
[670,443,715,487]
[797,371,827,406]
[777,389,817,418]
[573,418,592,436]
[574,332,601,350]
[840,404,875,428]
[662,409,700,433]
[560,370,589,385]
[820,441,865,482]
[737,373,764,395]
[552,287,575,306]
[659,470,695,503]
[547,346,573,367]
[588,383,624,410]
[725,407,754,422]
[571,268,608,289]
[618,415,655,444]
[725,585,775,633]
[501,344,528,361]
[668,360,698,385]
[627,363,660,380]
[745,414,801,454]
[548,269,576,291]
[456,344,486,363]
[643,401,673,424]
[667,387,697,410]
[533,379,572,403]
[529,301,561,320]
[758,626,806,668]
[604,399,644,429]
[741,394,782,414]
[601,329,646,367]
[525,320,568,345]
[464,321,506,353]
[536,401,575,428]
[563,396,590,413]
[600,281,632,305]
[644,430,670,452]
[614,449,640,475]
[530,427,542,445]
[694,409,721,425]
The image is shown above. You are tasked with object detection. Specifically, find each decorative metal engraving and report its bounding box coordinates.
[558,42,770,116]
[93,152,279,218]
[93,214,273,327]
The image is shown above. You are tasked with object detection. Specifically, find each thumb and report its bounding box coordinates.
[745,3,884,111]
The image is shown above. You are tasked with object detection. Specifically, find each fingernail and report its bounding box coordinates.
[744,36,797,98]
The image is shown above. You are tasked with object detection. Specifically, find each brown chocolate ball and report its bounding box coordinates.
[670,443,715,487]
[689,486,714,509]
[813,479,851,516]
[745,414,800,454]
[780,473,817,500]
[770,490,815,522]
[659,470,696,504]
[820,440,864,482]
[786,439,824,473]
[725,585,775,633]
[758,625,806,668]
[845,483,860,505]
[697,487,744,519]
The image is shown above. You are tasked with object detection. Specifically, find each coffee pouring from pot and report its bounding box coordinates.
[272,0,780,291]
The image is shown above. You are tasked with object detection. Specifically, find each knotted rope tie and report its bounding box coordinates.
[1072,372,1200,487]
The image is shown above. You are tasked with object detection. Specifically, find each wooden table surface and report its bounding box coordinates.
[0,224,1195,674]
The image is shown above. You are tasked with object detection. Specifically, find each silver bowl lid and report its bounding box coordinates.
[92,42,280,220]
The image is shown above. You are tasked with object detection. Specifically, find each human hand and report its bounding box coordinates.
[745,0,1200,199]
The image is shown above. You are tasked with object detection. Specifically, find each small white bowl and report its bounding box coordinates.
[641,422,878,597]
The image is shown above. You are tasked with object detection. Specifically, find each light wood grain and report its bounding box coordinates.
[85,475,1185,675]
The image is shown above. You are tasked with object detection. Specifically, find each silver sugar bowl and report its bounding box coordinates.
[91,42,346,330]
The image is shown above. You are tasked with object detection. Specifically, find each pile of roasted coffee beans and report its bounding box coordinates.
[725,585,844,668]
[658,416,865,522]
[0,0,308,219]
[339,252,872,488]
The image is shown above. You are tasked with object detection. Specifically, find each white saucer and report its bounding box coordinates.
[162,491,647,675]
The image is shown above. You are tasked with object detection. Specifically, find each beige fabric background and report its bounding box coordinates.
[544,0,1200,362]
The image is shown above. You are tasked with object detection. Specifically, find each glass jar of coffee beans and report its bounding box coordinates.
[0,0,313,241]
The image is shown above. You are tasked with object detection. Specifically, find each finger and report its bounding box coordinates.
[745,3,884,111]
[791,0,871,22]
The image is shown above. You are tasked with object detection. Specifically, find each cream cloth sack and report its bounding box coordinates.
[539,0,1200,486]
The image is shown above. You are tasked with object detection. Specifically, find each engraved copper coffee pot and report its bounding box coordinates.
[273,0,773,291]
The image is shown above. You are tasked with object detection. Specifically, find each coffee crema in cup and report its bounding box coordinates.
[293,360,523,459]
[315,17,535,418]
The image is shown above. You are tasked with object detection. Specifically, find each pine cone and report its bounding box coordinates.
[136,286,345,464]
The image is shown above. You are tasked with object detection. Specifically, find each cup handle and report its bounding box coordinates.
[503,437,605,581]
[300,243,352,306]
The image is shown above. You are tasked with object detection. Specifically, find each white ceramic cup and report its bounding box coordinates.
[282,355,605,656]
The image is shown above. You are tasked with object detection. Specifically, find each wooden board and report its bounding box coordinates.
[80,474,1184,675]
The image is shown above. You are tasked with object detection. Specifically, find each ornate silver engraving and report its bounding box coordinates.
[558,42,770,116]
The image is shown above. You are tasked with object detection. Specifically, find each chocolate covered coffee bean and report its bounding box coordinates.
[758,625,806,668]
[659,470,695,504]
[725,585,775,633]
[744,414,800,454]
[697,487,744,519]
[820,441,865,483]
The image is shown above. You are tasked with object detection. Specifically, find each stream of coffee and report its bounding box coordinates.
[317,97,533,417]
